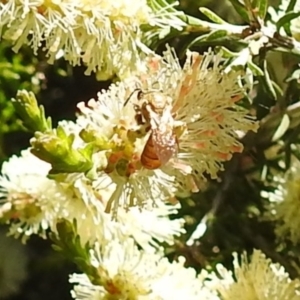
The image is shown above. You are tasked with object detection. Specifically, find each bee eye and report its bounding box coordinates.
[137,90,144,100]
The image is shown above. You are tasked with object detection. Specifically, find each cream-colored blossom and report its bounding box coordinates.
[62,174,185,251]
[0,0,185,77]
[262,161,300,245]
[72,47,258,213]
[204,249,300,300]
[0,147,184,249]
[0,149,73,242]
[47,120,185,248]
[70,238,218,300]
[116,200,184,251]
[43,121,185,249]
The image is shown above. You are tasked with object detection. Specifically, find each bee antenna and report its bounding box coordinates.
[123,88,141,107]
[139,89,160,97]
[136,90,144,100]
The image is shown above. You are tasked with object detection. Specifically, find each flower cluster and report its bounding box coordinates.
[0,149,184,249]
[0,47,258,243]
[204,249,300,300]
[71,47,258,213]
[3,1,299,299]
[262,160,300,245]
[70,245,300,300]
[0,0,185,77]
[0,43,259,299]
[70,238,219,300]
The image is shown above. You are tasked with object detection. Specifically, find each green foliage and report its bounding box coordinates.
[0,45,41,129]
[0,42,44,161]
[51,220,100,283]
[31,127,94,174]
[12,90,52,133]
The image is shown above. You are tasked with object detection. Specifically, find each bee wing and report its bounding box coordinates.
[152,127,177,165]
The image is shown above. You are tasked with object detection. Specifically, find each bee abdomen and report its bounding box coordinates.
[141,135,161,170]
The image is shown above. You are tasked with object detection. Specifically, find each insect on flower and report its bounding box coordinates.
[124,89,186,170]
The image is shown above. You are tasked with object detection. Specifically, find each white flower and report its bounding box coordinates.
[0,0,185,77]
[204,249,300,300]
[0,149,72,242]
[262,161,300,245]
[116,200,184,251]
[62,176,185,251]
[73,47,258,212]
[0,229,28,299]
[59,122,185,251]
[70,238,218,300]
[0,145,184,249]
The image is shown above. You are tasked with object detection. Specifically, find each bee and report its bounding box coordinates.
[124,89,184,170]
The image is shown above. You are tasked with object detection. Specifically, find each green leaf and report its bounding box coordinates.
[284,143,291,170]
[286,0,297,12]
[188,30,228,48]
[148,0,178,13]
[271,81,283,97]
[205,29,228,41]
[30,127,94,174]
[262,60,277,100]
[55,221,86,257]
[261,164,268,181]
[216,47,240,60]
[216,46,239,58]
[51,219,100,281]
[0,62,13,69]
[253,0,268,19]
[228,0,250,22]
[186,34,210,48]
[286,69,300,82]
[199,7,229,24]
[2,68,20,80]
[224,48,250,72]
[276,11,300,31]
[292,148,300,164]
[272,114,290,141]
[248,61,264,76]
[12,90,52,133]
